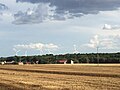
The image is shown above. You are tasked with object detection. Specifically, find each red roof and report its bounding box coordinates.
[57,60,67,63]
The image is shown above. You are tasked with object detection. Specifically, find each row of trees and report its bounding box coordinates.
[0,53,120,64]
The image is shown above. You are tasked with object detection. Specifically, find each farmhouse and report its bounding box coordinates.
[0,62,5,65]
[18,62,24,65]
[71,60,74,64]
[57,60,67,64]
[5,60,15,64]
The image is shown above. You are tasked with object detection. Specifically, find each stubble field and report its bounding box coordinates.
[0,64,120,90]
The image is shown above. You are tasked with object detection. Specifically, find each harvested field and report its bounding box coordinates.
[0,64,120,90]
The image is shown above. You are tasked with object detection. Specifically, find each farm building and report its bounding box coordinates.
[5,60,15,65]
[18,62,24,65]
[71,60,74,64]
[0,62,5,65]
[57,60,67,64]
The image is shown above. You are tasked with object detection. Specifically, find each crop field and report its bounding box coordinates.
[0,64,120,90]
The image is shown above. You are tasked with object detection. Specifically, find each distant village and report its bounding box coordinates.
[0,52,120,65]
[0,59,73,65]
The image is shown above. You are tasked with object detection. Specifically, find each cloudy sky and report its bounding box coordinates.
[0,0,120,56]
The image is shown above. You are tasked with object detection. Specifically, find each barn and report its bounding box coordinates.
[57,60,67,64]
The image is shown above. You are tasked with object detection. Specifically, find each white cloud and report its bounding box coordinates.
[84,35,100,48]
[84,34,120,50]
[103,24,112,30]
[14,43,59,51]
[45,43,58,49]
[103,24,120,30]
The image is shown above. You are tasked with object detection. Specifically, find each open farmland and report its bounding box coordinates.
[0,64,120,90]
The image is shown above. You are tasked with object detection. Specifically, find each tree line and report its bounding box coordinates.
[0,53,120,64]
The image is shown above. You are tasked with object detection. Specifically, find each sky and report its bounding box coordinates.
[0,0,120,57]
